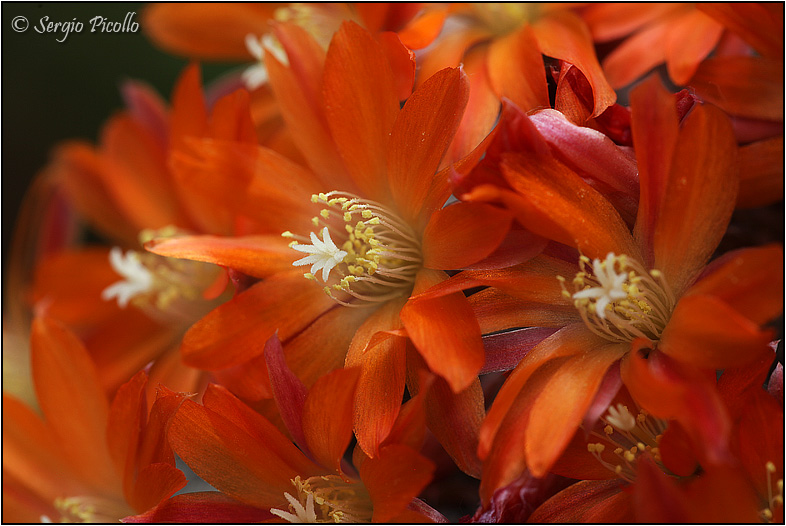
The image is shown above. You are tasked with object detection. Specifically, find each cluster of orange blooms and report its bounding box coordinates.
[4,3,784,523]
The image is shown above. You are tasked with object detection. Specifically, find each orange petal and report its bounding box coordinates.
[582,3,686,42]
[346,298,408,457]
[360,444,435,523]
[600,20,671,89]
[302,367,361,474]
[487,25,550,113]
[470,287,578,334]
[388,67,469,224]
[422,202,511,270]
[145,234,296,279]
[652,103,738,296]
[690,56,784,122]
[396,7,448,49]
[142,3,279,59]
[265,24,353,189]
[169,64,208,152]
[107,371,147,499]
[407,351,485,478]
[479,324,603,462]
[201,384,320,477]
[660,294,773,370]
[689,245,783,326]
[524,344,626,476]
[263,333,309,455]
[499,153,639,260]
[168,399,307,508]
[179,272,335,369]
[208,89,257,144]
[697,3,783,59]
[414,27,489,89]
[736,136,784,208]
[129,463,187,513]
[30,317,118,491]
[401,269,484,393]
[532,11,616,117]
[323,21,400,202]
[629,74,680,265]
[377,32,416,101]
[664,9,723,85]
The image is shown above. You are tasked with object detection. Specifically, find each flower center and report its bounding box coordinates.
[558,253,676,343]
[585,403,670,483]
[285,192,422,307]
[102,227,224,322]
[269,475,373,524]
[42,495,133,523]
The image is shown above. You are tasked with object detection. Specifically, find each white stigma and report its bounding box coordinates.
[572,252,627,319]
[241,33,289,89]
[292,227,348,282]
[101,247,154,308]
[605,403,636,432]
[270,492,317,523]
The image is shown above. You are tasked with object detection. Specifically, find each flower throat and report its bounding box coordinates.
[285,192,422,307]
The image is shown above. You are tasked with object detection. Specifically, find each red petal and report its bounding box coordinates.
[123,491,274,523]
[129,463,187,513]
[263,333,310,455]
[529,479,632,522]
[736,137,784,208]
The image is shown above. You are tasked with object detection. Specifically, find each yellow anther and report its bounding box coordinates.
[614,465,622,474]
[282,231,294,238]
[311,194,319,203]
[361,210,373,219]
[624,451,636,462]
[343,212,352,222]
[594,444,605,453]
[763,509,773,520]
[368,217,381,225]
[587,444,597,453]
[320,209,331,219]
[304,273,316,281]
[637,442,646,451]
[767,462,777,473]
[288,241,299,248]
[604,425,614,435]
[311,217,320,227]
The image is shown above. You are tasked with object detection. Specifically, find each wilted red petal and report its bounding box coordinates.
[123,491,274,523]
[529,479,632,523]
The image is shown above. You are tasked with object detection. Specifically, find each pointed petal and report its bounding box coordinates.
[664,9,723,85]
[499,153,639,261]
[388,67,470,224]
[302,367,361,474]
[697,2,783,59]
[130,463,187,512]
[401,269,484,392]
[263,333,310,456]
[30,317,118,491]
[600,20,670,89]
[629,74,680,264]
[323,21,399,201]
[346,298,408,457]
[660,294,773,369]
[145,234,296,278]
[107,371,147,500]
[652,103,738,296]
[736,137,784,208]
[168,399,310,508]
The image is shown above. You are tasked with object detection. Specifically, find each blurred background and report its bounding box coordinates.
[2,2,235,273]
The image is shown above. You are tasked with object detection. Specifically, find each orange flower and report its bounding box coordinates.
[143,21,510,470]
[18,64,263,399]
[418,74,783,501]
[529,351,783,523]
[3,317,187,523]
[127,346,441,523]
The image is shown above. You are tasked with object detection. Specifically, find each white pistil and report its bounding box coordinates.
[292,227,348,282]
[241,33,289,89]
[605,404,636,431]
[270,491,318,523]
[101,247,153,308]
[572,252,628,319]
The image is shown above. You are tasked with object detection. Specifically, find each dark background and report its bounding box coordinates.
[2,2,235,272]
